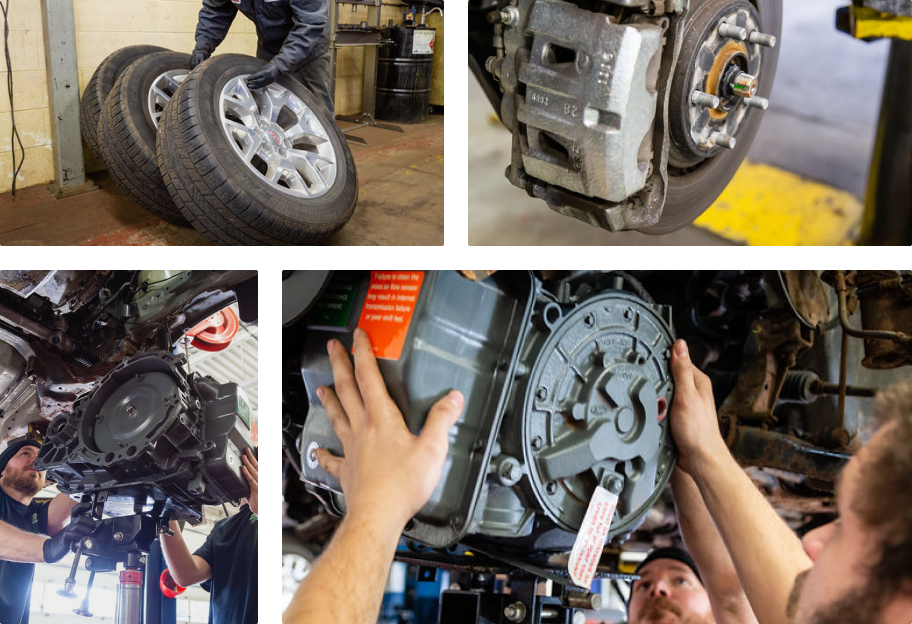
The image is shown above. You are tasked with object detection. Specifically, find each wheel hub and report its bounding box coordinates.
[668,0,774,168]
[218,77,338,199]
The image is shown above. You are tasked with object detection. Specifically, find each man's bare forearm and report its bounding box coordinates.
[672,468,758,624]
[284,510,402,624]
[160,521,210,587]
[690,450,812,624]
[0,519,47,563]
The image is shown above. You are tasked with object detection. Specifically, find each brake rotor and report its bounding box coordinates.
[641,0,782,234]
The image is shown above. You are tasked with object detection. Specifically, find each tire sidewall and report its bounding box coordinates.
[193,55,357,229]
[121,51,191,152]
[83,44,168,160]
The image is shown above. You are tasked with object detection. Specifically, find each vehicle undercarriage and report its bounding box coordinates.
[282,270,912,621]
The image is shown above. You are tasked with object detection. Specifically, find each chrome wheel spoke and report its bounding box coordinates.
[147,70,187,130]
[218,75,338,199]
[260,85,292,124]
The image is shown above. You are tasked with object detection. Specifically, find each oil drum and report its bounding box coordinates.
[376,25,435,124]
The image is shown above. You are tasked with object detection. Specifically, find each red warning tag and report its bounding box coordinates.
[357,271,424,360]
[568,485,618,589]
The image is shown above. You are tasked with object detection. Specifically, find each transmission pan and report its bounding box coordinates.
[299,271,676,551]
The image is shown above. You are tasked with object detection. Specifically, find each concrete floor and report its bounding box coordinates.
[468,0,891,245]
[0,114,443,246]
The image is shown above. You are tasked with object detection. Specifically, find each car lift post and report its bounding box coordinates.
[145,539,177,624]
[860,38,912,245]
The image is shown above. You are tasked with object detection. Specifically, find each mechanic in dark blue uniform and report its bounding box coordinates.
[0,439,96,624]
[191,0,334,115]
[160,448,258,624]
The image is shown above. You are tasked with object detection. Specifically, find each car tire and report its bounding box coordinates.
[80,45,168,164]
[99,51,192,225]
[157,54,358,246]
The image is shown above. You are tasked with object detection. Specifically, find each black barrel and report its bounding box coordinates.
[376,25,435,124]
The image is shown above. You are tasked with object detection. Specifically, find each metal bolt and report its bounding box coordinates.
[744,95,770,110]
[730,71,758,98]
[546,481,558,495]
[573,613,586,624]
[126,404,136,416]
[501,463,521,482]
[113,532,123,542]
[536,386,549,401]
[624,307,634,320]
[607,476,623,494]
[576,52,590,71]
[84,539,94,549]
[532,436,544,449]
[504,601,527,622]
[691,90,720,109]
[710,132,737,149]
[488,6,519,25]
[748,30,777,47]
[718,22,748,40]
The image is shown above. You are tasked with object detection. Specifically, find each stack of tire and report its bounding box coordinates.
[82,46,358,245]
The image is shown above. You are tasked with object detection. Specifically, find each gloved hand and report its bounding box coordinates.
[189,49,209,70]
[247,63,281,90]
[42,502,96,563]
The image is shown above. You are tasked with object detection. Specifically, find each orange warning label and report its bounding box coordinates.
[357,271,425,360]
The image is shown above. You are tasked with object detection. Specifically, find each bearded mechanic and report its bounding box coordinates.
[628,467,759,624]
[190,0,334,115]
[0,439,96,624]
[668,339,912,624]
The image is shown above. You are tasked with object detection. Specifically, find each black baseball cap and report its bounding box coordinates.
[634,546,703,585]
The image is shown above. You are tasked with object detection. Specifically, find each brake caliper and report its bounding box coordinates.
[487,0,678,230]
[485,0,778,232]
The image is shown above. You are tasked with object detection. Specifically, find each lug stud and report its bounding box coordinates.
[691,90,721,109]
[711,132,737,149]
[718,22,748,41]
[748,31,777,47]
[744,95,769,110]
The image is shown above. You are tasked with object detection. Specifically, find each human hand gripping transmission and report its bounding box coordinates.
[667,339,813,624]
[314,328,465,530]
[241,448,258,516]
[667,339,731,478]
[284,328,465,624]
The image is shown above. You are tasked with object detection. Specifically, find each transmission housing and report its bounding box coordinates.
[35,350,254,523]
[298,271,676,551]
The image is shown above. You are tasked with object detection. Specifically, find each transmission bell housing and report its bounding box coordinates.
[299,271,676,551]
[35,351,254,523]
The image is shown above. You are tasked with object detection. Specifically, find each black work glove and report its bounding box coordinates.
[190,49,209,70]
[43,502,95,563]
[247,63,281,90]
